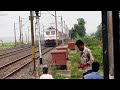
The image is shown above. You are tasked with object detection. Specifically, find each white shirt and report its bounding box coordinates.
[80,46,94,73]
[40,74,53,79]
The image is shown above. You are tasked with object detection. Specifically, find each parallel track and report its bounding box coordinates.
[0,47,54,79]
[0,45,31,56]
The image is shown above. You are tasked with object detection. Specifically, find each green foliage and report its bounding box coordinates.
[71,62,83,78]
[98,68,104,74]
[69,28,77,39]
[49,66,68,79]
[53,73,67,79]
[70,18,86,38]
[74,35,82,43]
[76,18,86,37]
[68,49,83,78]
[95,23,102,41]
[49,66,58,76]
[0,43,14,50]
[71,70,83,78]
[68,49,80,64]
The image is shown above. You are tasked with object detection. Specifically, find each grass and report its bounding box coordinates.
[48,65,68,79]
[0,43,14,50]
[53,73,67,79]
[68,49,83,79]
[98,69,104,74]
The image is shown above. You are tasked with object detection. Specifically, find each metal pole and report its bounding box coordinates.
[28,26,29,44]
[25,31,27,44]
[35,22,37,44]
[43,25,44,40]
[64,21,65,34]
[61,16,64,45]
[112,11,120,79]
[19,16,21,46]
[14,23,16,46]
[37,14,42,65]
[102,11,109,79]
[30,11,36,71]
[107,11,114,79]
[21,19,23,45]
[55,11,58,47]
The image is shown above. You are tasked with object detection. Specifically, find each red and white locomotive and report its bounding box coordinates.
[44,26,67,47]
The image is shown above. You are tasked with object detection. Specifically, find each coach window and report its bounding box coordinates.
[46,31,50,35]
[51,31,55,35]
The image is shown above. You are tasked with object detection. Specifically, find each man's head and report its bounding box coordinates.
[75,40,84,51]
[43,67,48,74]
[92,62,100,72]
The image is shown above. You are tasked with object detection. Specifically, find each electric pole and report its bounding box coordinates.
[30,11,36,71]
[35,11,43,65]
[25,31,27,44]
[55,11,58,47]
[43,25,44,40]
[35,22,37,44]
[64,21,65,34]
[19,16,21,46]
[21,19,23,45]
[14,23,17,47]
[61,16,64,45]
[28,26,29,44]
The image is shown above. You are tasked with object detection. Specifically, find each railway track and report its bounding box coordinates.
[0,46,47,67]
[0,46,45,60]
[0,45,31,56]
[0,44,32,54]
[0,46,31,59]
[0,47,54,79]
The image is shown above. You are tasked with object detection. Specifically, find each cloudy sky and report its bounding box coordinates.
[0,11,102,42]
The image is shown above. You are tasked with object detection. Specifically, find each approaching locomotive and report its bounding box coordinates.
[44,26,64,47]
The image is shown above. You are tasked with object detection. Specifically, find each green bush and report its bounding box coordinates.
[68,49,80,64]
[71,70,83,78]
[53,73,67,79]
[68,49,83,78]
[71,62,83,78]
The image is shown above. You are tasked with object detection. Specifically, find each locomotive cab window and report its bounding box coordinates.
[46,31,50,35]
[51,31,55,35]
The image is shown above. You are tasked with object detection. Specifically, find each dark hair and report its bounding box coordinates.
[75,40,84,45]
[92,62,99,72]
[43,67,48,74]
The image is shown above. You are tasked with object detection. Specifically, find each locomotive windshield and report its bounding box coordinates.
[46,31,50,35]
[51,31,55,35]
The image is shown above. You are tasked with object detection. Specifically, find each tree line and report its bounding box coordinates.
[69,18,102,40]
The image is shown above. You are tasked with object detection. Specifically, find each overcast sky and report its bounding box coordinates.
[0,11,102,42]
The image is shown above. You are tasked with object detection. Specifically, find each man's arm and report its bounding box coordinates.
[79,63,89,69]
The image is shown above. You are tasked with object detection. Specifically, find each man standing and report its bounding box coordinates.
[75,40,94,77]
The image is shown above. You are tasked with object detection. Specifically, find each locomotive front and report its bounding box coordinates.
[44,26,58,47]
